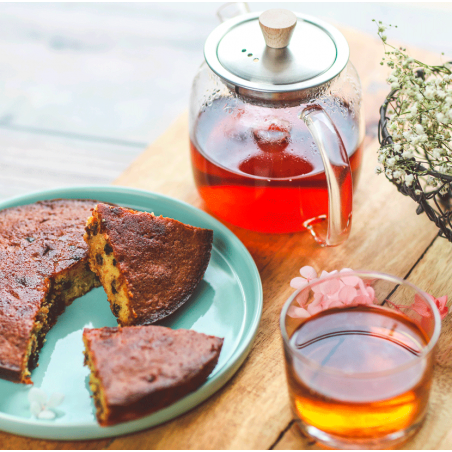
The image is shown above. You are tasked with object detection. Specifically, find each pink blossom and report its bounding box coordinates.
[434,295,449,319]
[288,267,377,319]
[290,266,318,290]
[411,293,449,320]
[339,268,362,287]
[290,277,308,290]
[319,278,342,296]
[288,266,450,325]
[410,294,432,317]
[338,285,357,302]
[294,287,310,307]
[299,266,318,281]
[287,305,310,319]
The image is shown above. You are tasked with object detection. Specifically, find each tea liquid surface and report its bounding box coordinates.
[190,97,363,233]
[286,305,431,440]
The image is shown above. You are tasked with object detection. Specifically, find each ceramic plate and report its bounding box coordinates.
[0,186,262,440]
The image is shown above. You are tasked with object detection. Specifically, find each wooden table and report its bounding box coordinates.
[2,26,452,450]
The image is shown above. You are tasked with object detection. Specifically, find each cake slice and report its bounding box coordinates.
[0,199,101,384]
[83,325,223,426]
[84,203,213,326]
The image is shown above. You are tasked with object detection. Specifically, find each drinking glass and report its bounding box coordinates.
[280,270,441,449]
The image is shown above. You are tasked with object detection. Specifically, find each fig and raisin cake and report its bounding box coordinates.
[83,325,223,426]
[84,203,213,326]
[0,199,101,384]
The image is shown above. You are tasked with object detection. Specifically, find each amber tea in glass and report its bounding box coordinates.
[280,271,441,449]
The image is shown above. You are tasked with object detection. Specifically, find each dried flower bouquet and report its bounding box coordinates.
[376,22,452,240]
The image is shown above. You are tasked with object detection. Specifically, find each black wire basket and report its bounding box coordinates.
[378,79,452,242]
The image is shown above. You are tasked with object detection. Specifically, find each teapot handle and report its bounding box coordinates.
[300,105,353,247]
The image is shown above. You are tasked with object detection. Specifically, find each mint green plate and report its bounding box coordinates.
[0,186,262,440]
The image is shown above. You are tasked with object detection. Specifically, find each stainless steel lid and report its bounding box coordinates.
[204,11,349,101]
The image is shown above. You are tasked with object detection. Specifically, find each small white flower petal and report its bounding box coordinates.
[415,124,424,134]
[47,393,64,409]
[405,174,414,186]
[30,401,42,417]
[28,387,47,405]
[38,410,56,420]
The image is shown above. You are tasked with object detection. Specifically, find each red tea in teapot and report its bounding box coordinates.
[190,97,363,233]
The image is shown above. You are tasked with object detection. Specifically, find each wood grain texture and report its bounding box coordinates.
[1,23,450,450]
[259,9,297,49]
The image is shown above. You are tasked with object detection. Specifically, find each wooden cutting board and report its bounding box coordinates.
[2,25,452,450]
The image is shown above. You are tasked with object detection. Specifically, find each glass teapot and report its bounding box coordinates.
[189,8,364,246]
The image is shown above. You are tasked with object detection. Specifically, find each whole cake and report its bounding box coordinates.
[84,203,213,326]
[83,325,223,426]
[0,199,100,384]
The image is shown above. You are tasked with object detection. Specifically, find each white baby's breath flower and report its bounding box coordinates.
[402,150,414,159]
[415,124,424,134]
[386,157,396,168]
[420,134,429,142]
[437,112,446,123]
[405,174,414,186]
[425,88,435,100]
[378,23,452,203]
[403,131,412,140]
[28,388,64,420]
[433,148,442,159]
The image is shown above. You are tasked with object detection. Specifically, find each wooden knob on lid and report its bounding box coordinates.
[259,9,297,49]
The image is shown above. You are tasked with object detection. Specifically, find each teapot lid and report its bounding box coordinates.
[204,10,349,101]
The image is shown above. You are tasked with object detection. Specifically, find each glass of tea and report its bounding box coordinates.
[280,270,441,449]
